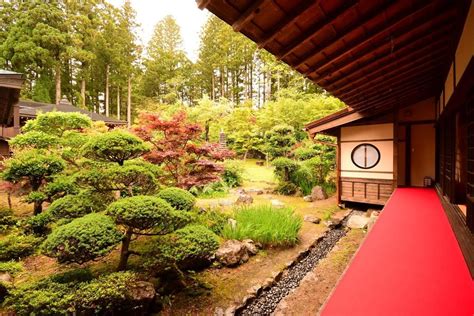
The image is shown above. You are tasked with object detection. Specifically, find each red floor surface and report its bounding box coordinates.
[321,188,474,316]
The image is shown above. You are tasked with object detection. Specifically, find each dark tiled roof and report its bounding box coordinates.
[18,99,126,125]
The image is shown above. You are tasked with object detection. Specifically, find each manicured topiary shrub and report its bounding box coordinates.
[42,213,122,264]
[4,271,147,315]
[157,187,196,211]
[0,233,40,261]
[0,261,23,276]
[152,225,220,271]
[48,193,97,220]
[24,211,53,235]
[0,207,17,232]
[193,208,230,235]
[106,196,191,270]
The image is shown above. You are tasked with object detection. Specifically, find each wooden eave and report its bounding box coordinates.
[197,0,470,130]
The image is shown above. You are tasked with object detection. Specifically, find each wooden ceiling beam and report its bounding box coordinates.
[197,0,211,10]
[349,75,438,110]
[343,65,443,106]
[319,20,453,89]
[232,0,267,31]
[259,0,320,49]
[299,0,437,73]
[333,37,448,95]
[364,87,436,115]
[312,9,455,85]
[340,50,448,103]
[277,1,359,60]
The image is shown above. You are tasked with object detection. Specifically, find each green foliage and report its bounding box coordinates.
[0,233,40,261]
[42,213,122,264]
[193,208,230,235]
[272,157,299,182]
[157,187,196,211]
[190,181,229,198]
[222,205,302,247]
[9,131,59,150]
[107,196,190,234]
[0,261,23,276]
[2,150,65,190]
[46,190,112,222]
[23,112,92,137]
[43,175,80,201]
[222,160,244,187]
[154,225,219,270]
[0,208,17,232]
[3,270,139,315]
[263,124,297,159]
[82,130,150,165]
[24,211,53,236]
[25,191,47,204]
[275,182,299,195]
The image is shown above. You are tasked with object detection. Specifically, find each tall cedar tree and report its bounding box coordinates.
[133,111,234,189]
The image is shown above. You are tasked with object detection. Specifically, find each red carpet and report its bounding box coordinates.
[321,188,474,316]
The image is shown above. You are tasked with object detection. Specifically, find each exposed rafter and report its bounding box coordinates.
[232,0,267,31]
[258,0,320,48]
[277,1,359,60]
[300,0,436,73]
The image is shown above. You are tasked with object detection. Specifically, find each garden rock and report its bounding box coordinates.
[126,281,156,305]
[219,199,234,207]
[311,186,328,200]
[347,214,369,229]
[303,214,321,224]
[0,272,13,284]
[271,199,285,208]
[215,240,249,266]
[324,218,341,228]
[236,193,253,205]
[303,195,313,202]
[242,239,258,255]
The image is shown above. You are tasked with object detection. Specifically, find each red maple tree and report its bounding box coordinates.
[133,111,234,189]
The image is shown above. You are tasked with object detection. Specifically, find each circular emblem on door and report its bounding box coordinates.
[351,143,381,169]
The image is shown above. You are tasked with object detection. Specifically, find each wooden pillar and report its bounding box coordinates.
[336,130,342,204]
[393,108,399,189]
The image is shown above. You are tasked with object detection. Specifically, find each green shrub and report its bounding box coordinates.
[42,213,122,264]
[222,205,302,247]
[24,211,53,235]
[74,272,139,313]
[0,233,40,261]
[193,208,230,235]
[222,161,244,187]
[157,187,196,211]
[0,261,23,276]
[0,208,17,232]
[152,225,219,271]
[272,157,299,182]
[49,269,94,284]
[191,181,229,198]
[275,182,299,195]
[48,192,99,220]
[292,146,318,160]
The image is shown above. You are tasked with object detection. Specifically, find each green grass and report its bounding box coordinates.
[231,159,276,187]
[222,205,302,247]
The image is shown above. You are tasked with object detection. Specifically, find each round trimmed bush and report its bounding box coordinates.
[48,194,95,220]
[24,211,53,235]
[0,233,40,261]
[106,195,190,233]
[154,224,220,270]
[42,213,122,264]
[157,187,196,211]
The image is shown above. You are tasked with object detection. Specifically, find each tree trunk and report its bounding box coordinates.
[81,79,86,109]
[55,64,61,106]
[105,64,110,116]
[33,200,42,216]
[211,72,215,100]
[205,122,210,142]
[7,192,12,210]
[127,76,132,128]
[117,228,133,271]
[117,86,121,120]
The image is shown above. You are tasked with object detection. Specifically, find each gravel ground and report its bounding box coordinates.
[237,227,348,316]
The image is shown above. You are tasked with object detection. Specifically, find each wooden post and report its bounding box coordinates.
[393,107,399,189]
[336,131,342,205]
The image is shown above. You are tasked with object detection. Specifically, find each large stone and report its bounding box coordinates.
[311,186,328,201]
[304,214,321,224]
[271,199,285,208]
[219,199,234,207]
[347,214,370,229]
[242,239,258,255]
[303,195,313,202]
[215,240,250,266]
[0,272,12,284]
[126,281,156,302]
[236,193,253,205]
